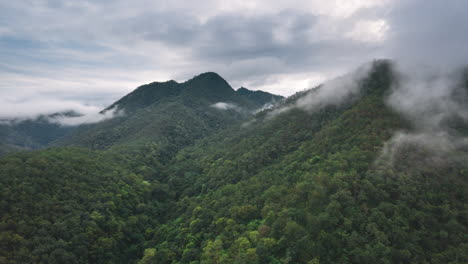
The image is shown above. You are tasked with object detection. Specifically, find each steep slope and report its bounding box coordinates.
[132,61,467,263]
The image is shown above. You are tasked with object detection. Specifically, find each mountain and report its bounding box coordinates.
[55,72,283,158]
[0,61,466,263]
[0,73,283,157]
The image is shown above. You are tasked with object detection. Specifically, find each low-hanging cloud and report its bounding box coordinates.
[266,62,373,118]
[378,131,468,168]
[253,102,276,114]
[0,96,123,126]
[295,63,372,111]
[46,107,124,126]
[389,65,468,126]
[0,96,102,120]
[377,63,468,166]
[211,102,241,112]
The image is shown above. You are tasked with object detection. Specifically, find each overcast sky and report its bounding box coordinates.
[1,0,467,118]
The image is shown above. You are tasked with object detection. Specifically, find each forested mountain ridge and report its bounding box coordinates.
[0,61,466,263]
[104,72,280,114]
[0,73,283,157]
[54,72,283,157]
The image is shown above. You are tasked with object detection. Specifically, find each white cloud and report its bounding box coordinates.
[0,96,123,126]
[47,107,124,126]
[0,96,102,120]
[211,102,241,111]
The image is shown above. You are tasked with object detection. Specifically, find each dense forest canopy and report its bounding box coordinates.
[0,61,467,263]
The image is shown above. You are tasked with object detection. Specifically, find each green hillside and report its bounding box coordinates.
[0,62,466,263]
[55,72,282,158]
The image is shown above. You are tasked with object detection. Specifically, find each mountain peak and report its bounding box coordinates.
[181,72,237,102]
[190,72,224,81]
[185,72,230,88]
[156,79,179,85]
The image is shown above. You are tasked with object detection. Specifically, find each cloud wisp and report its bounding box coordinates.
[0,96,124,126]
[377,64,468,166]
[46,108,124,126]
[265,62,374,119]
[211,102,242,112]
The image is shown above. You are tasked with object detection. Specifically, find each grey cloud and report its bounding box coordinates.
[386,0,468,66]
[1,0,468,118]
[189,12,373,79]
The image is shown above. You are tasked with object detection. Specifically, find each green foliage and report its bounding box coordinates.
[0,148,173,263]
[136,62,466,263]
